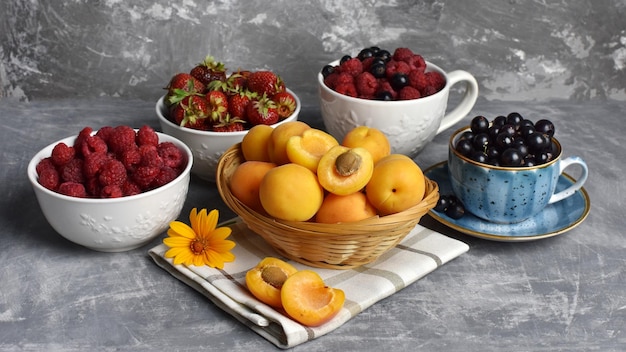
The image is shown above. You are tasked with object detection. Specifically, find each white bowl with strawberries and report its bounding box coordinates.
[156,55,300,182]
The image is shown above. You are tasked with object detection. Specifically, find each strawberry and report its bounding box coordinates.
[247,70,284,97]
[170,95,210,130]
[189,55,227,86]
[206,90,229,123]
[271,91,297,119]
[226,70,252,93]
[211,114,246,132]
[228,91,256,122]
[165,73,205,105]
[246,95,279,125]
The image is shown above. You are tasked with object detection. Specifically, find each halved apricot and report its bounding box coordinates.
[317,145,374,196]
[245,257,298,309]
[281,270,345,327]
[286,128,339,173]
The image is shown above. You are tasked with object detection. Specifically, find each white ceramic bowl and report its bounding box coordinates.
[156,89,301,181]
[319,60,479,158]
[27,131,193,252]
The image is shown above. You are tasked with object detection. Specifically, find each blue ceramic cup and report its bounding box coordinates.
[448,127,588,224]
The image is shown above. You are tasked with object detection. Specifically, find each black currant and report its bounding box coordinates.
[534,119,555,138]
[375,49,392,62]
[390,73,409,90]
[455,138,474,156]
[340,55,351,65]
[357,48,375,61]
[500,148,523,166]
[321,65,335,78]
[506,112,524,127]
[470,115,490,134]
[375,91,393,101]
[370,62,386,78]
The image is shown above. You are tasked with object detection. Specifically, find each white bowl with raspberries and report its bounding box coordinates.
[27,126,193,252]
[318,47,479,158]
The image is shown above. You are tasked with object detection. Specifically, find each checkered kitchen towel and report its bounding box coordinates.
[149,217,468,349]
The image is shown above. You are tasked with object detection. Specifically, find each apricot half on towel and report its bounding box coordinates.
[245,257,298,308]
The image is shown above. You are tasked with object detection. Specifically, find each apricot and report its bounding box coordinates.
[259,163,324,221]
[230,161,276,213]
[245,257,298,309]
[281,270,345,327]
[267,121,311,165]
[286,128,339,173]
[315,192,377,224]
[365,154,426,215]
[241,124,274,162]
[317,145,374,196]
[341,126,391,163]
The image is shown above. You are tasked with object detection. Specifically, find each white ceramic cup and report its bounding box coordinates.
[319,60,479,158]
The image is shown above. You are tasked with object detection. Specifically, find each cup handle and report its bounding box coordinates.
[548,156,588,204]
[437,70,479,135]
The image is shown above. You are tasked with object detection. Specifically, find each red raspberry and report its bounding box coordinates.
[398,86,422,100]
[355,72,379,97]
[108,125,137,155]
[334,83,357,97]
[408,70,429,91]
[377,80,398,100]
[58,182,87,198]
[323,72,340,89]
[119,147,142,172]
[100,185,123,198]
[392,47,415,62]
[338,58,363,77]
[136,125,159,147]
[74,127,93,157]
[421,85,439,97]
[132,166,160,189]
[51,142,75,166]
[36,157,56,175]
[95,126,115,144]
[139,145,163,168]
[405,54,426,72]
[385,60,411,80]
[80,135,108,157]
[151,167,179,189]
[85,177,101,197]
[425,71,446,91]
[98,159,127,187]
[38,167,60,191]
[60,158,85,184]
[157,142,184,169]
[83,152,110,178]
[122,180,142,196]
[335,72,355,86]
[360,57,375,72]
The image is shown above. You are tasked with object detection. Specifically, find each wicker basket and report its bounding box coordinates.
[216,143,439,269]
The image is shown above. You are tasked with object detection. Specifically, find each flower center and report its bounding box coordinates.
[190,238,207,254]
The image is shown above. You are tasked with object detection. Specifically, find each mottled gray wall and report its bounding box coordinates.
[1,0,625,104]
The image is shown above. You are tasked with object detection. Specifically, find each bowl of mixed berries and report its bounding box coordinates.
[157,55,300,181]
[27,125,193,252]
[319,46,479,158]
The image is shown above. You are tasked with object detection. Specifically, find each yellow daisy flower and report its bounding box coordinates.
[163,208,236,268]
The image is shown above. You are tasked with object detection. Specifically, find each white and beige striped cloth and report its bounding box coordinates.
[149,217,469,349]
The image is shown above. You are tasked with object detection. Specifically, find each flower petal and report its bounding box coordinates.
[163,236,192,247]
[168,221,196,239]
[209,227,232,241]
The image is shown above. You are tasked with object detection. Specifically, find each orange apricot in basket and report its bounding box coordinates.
[259,163,324,221]
[341,126,391,164]
[281,270,345,327]
[317,145,374,196]
[230,160,277,213]
[286,128,339,173]
[315,191,377,224]
[241,124,274,162]
[267,121,311,165]
[245,257,298,309]
[365,154,426,215]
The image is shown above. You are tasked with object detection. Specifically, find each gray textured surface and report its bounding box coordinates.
[2,98,625,351]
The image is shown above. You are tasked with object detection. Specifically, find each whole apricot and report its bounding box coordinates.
[281,270,345,327]
[245,257,298,308]
[267,121,311,165]
[315,192,378,223]
[365,154,426,215]
[242,124,274,162]
[230,161,276,213]
[317,145,374,196]
[286,128,339,173]
[341,126,391,163]
[259,163,324,221]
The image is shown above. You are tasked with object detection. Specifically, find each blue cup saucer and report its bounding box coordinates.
[424,161,590,242]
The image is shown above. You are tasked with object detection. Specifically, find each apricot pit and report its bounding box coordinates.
[317,145,374,196]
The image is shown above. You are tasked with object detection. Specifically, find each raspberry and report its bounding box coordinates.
[60,158,85,184]
[392,47,415,62]
[151,167,179,189]
[408,70,429,91]
[360,57,375,72]
[139,145,163,168]
[376,80,398,100]
[98,159,127,187]
[95,126,115,144]
[122,180,142,196]
[398,86,422,100]
[100,185,123,198]
[157,142,184,169]
[36,157,56,175]
[83,152,110,178]
[334,83,357,97]
[51,142,75,166]
[425,71,446,90]
[338,58,363,77]
[119,147,141,172]
[132,166,160,189]
[58,182,87,198]
[405,54,426,72]
[80,135,108,157]
[421,85,439,97]
[136,125,159,147]
[108,125,137,155]
[323,72,340,89]
[74,127,93,157]
[38,167,60,191]
[85,177,101,197]
[385,60,411,80]
[355,72,379,97]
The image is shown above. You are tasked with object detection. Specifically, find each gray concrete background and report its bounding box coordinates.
[1,0,625,105]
